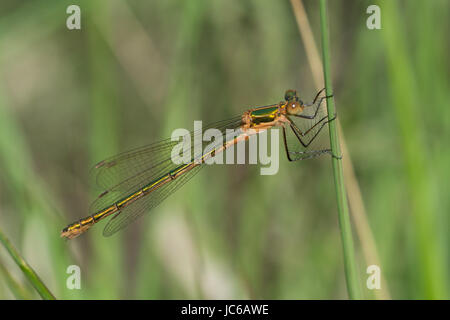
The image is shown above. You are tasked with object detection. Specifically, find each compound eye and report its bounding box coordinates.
[287,101,302,114]
[284,89,298,102]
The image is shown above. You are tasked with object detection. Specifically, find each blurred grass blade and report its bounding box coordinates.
[381,0,448,299]
[0,229,55,300]
[319,0,361,299]
[0,259,33,299]
[290,0,390,299]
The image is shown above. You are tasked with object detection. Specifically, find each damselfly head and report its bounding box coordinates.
[284,89,298,102]
[284,90,304,115]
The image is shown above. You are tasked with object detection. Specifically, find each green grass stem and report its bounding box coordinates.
[0,229,56,300]
[319,0,361,299]
[380,0,447,299]
[0,259,33,299]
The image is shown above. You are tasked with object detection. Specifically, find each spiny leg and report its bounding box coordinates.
[283,88,338,159]
[283,126,331,161]
[288,113,336,148]
[304,88,333,107]
[288,115,328,147]
[307,87,326,106]
[289,114,329,138]
[289,121,324,148]
[294,94,333,120]
[290,149,332,160]
[282,126,294,162]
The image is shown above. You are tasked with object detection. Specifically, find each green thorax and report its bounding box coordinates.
[250,106,278,118]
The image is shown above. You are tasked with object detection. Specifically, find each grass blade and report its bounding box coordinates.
[319,0,361,299]
[0,259,33,299]
[0,229,56,300]
[380,0,448,299]
[290,0,390,299]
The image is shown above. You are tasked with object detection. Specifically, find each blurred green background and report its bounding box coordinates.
[0,0,448,299]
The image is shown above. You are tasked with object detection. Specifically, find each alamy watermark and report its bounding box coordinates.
[66,265,81,290]
[170,121,280,175]
[366,5,381,30]
[366,264,381,290]
[66,5,81,30]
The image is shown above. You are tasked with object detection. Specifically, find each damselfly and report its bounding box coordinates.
[61,89,334,239]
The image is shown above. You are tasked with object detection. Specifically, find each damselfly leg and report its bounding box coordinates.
[282,89,336,161]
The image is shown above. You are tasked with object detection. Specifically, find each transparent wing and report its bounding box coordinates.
[89,116,243,235]
[103,165,202,237]
[91,116,242,191]
[91,138,178,192]
[90,116,242,214]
